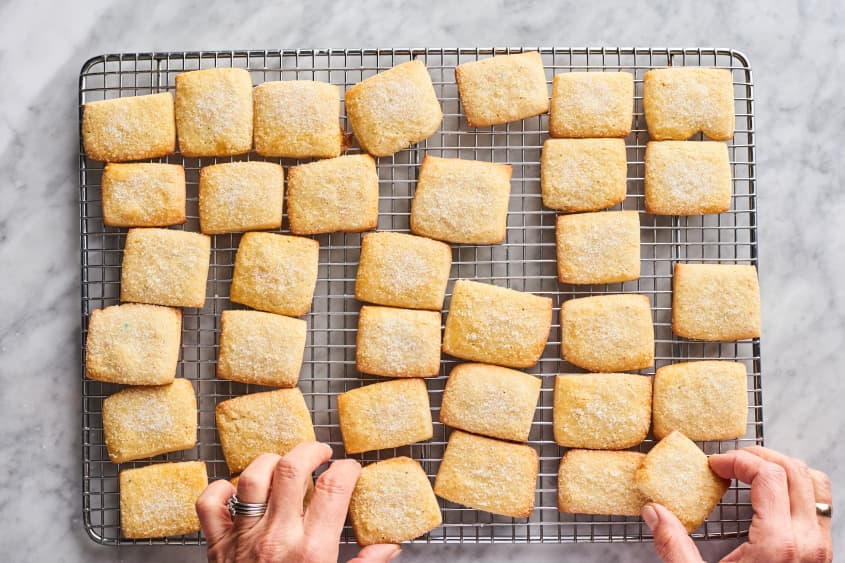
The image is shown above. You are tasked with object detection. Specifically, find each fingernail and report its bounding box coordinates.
[389,547,402,561]
[641,503,659,530]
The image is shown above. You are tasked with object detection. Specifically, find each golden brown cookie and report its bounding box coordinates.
[672,263,760,340]
[549,72,634,138]
[337,379,433,454]
[85,303,181,385]
[455,51,549,127]
[439,363,541,442]
[198,161,284,234]
[443,280,552,369]
[82,92,176,162]
[350,457,442,546]
[101,163,186,227]
[356,306,441,378]
[558,450,648,516]
[410,155,513,245]
[556,210,641,284]
[644,141,732,215]
[287,154,378,235]
[541,138,628,212]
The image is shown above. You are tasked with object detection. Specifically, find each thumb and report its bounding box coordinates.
[348,543,401,562]
[642,503,704,563]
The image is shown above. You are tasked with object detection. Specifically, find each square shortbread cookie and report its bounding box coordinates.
[356,306,442,378]
[443,280,552,369]
[174,68,253,157]
[345,60,442,156]
[254,80,343,158]
[230,232,320,317]
[643,67,735,141]
[549,72,634,138]
[439,362,541,442]
[287,154,379,235]
[558,450,648,516]
[120,228,211,308]
[434,430,539,518]
[455,51,549,127]
[82,92,176,162]
[672,263,760,340]
[217,309,307,387]
[653,361,748,440]
[119,461,208,539]
[198,161,284,234]
[635,430,730,533]
[355,231,452,311]
[337,378,433,454]
[410,155,513,245]
[85,303,181,385]
[103,378,197,463]
[101,163,186,227]
[541,138,628,212]
[350,457,442,546]
[555,210,641,284]
[216,388,315,474]
[553,373,652,449]
[644,141,732,215]
[560,294,654,372]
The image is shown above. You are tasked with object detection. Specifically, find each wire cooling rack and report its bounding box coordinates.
[79,47,761,546]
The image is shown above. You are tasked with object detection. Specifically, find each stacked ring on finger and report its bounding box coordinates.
[816,503,832,518]
[228,494,268,519]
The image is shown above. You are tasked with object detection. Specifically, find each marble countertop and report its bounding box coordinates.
[1,0,841,561]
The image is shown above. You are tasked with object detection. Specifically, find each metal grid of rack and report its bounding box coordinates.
[79,47,761,545]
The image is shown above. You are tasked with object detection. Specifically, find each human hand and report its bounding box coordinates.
[641,446,832,563]
[195,441,401,562]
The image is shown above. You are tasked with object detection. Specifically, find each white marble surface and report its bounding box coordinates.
[0,0,842,561]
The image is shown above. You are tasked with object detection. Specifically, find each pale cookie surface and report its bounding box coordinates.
[455,51,549,127]
[635,430,730,533]
[558,450,647,516]
[345,60,442,156]
[85,303,181,385]
[217,309,307,387]
[254,80,343,158]
[350,457,442,546]
[560,294,654,372]
[82,92,176,162]
[643,67,735,141]
[439,363,541,442]
[553,373,651,449]
[556,210,641,284]
[174,68,253,157]
[103,378,197,463]
[443,279,552,368]
[355,231,452,310]
[653,361,748,440]
[199,161,284,234]
[410,155,513,244]
[645,141,732,215]
[356,306,441,378]
[550,72,634,138]
[287,154,378,235]
[119,461,208,538]
[672,263,760,340]
[230,232,319,317]
[215,388,315,474]
[541,138,628,212]
[120,228,211,308]
[434,430,538,518]
[102,163,186,227]
[337,378,433,454]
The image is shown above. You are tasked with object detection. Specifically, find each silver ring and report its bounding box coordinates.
[816,502,832,518]
[227,494,268,519]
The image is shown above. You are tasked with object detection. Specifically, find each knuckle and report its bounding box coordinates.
[235,473,263,498]
[776,538,798,562]
[316,471,351,497]
[254,537,286,562]
[275,457,303,482]
[762,462,787,483]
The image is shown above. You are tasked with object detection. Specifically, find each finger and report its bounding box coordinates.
[809,469,833,562]
[234,453,281,531]
[264,441,333,529]
[195,479,236,546]
[348,544,402,562]
[708,449,793,540]
[303,458,361,546]
[641,503,704,563]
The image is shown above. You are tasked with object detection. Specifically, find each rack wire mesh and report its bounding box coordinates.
[78,47,761,546]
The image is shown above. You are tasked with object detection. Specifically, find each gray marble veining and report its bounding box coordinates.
[0,0,842,561]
